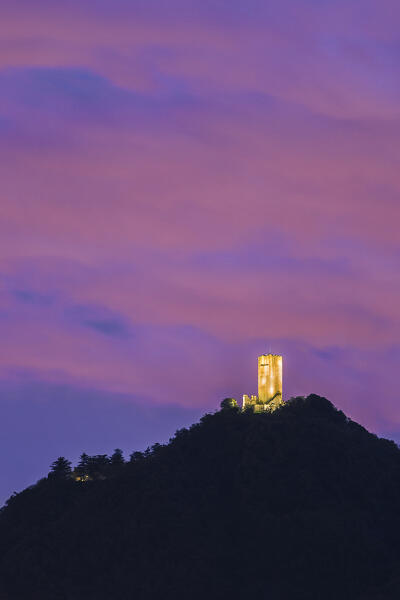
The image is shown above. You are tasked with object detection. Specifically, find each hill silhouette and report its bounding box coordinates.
[0,394,400,600]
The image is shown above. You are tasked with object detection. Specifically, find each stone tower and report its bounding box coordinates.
[242,354,283,411]
[258,354,283,404]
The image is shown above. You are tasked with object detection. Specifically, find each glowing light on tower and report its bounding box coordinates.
[242,354,283,411]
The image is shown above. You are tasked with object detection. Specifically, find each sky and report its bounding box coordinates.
[0,0,399,505]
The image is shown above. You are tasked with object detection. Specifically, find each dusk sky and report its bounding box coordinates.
[1,0,399,505]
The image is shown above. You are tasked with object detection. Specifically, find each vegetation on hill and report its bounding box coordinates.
[0,394,399,600]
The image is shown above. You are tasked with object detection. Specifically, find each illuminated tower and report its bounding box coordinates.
[258,354,283,407]
[242,354,283,411]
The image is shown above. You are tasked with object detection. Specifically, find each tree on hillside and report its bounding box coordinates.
[87,455,109,479]
[49,457,72,480]
[220,397,238,410]
[110,449,125,469]
[74,453,90,481]
[129,451,144,463]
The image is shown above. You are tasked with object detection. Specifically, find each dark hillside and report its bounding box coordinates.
[0,395,400,600]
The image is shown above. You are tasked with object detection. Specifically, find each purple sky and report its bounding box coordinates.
[0,0,399,505]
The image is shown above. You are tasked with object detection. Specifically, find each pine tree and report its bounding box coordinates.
[49,457,72,480]
[75,453,89,481]
[110,448,124,467]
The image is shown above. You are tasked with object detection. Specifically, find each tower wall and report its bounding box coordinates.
[258,354,283,404]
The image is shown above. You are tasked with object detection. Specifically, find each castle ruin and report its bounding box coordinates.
[243,354,283,412]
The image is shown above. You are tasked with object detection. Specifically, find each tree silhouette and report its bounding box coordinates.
[129,451,143,463]
[220,397,238,410]
[87,454,109,479]
[74,452,90,481]
[110,448,124,466]
[49,457,72,480]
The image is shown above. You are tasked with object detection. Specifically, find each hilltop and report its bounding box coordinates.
[0,395,400,600]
